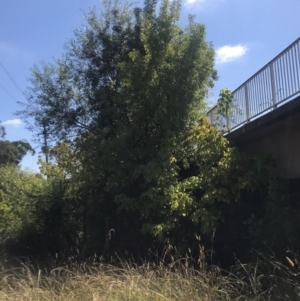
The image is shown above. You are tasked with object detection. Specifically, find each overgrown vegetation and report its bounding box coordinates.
[1,252,300,300]
[1,1,300,298]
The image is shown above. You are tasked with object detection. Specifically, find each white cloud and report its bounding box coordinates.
[2,119,22,127]
[184,0,223,9]
[185,0,205,5]
[216,45,248,63]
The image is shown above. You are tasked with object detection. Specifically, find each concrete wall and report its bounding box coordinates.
[239,125,300,178]
[226,96,300,179]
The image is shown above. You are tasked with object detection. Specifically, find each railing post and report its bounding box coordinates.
[270,63,277,109]
[244,83,250,122]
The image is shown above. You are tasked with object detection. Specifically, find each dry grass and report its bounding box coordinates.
[0,254,300,301]
[0,261,223,301]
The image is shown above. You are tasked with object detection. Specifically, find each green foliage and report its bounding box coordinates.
[18,0,216,145]
[0,165,44,241]
[0,122,35,166]
[11,0,288,265]
[244,178,300,256]
[32,118,272,261]
[0,140,35,165]
[217,88,233,117]
[217,88,233,131]
[0,160,83,258]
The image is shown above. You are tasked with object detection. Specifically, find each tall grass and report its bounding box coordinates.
[0,253,299,300]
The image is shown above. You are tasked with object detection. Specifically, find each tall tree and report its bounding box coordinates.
[16,0,270,259]
[18,0,216,147]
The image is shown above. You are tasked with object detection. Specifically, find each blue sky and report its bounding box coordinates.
[1,0,300,171]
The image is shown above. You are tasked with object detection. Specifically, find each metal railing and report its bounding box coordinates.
[207,37,300,132]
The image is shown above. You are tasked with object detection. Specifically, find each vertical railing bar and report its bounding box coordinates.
[259,70,265,111]
[295,42,300,91]
[239,88,244,123]
[233,90,237,126]
[275,61,282,99]
[283,53,289,98]
[278,55,284,100]
[253,76,260,114]
[294,44,300,91]
[280,54,286,98]
[268,67,273,105]
[231,90,236,128]
[238,89,241,124]
[232,91,236,126]
[245,83,250,118]
[253,77,258,115]
[257,74,262,114]
[252,76,255,111]
[248,80,252,118]
[241,88,246,123]
[270,65,274,101]
[264,67,270,109]
[259,72,264,112]
[244,87,247,122]
[290,47,294,93]
[297,41,300,91]
[244,86,247,122]
[273,60,277,98]
[238,89,242,124]
[266,69,270,108]
[285,50,290,95]
[287,49,293,94]
[245,82,250,121]
[258,72,263,112]
[252,78,257,117]
[229,90,232,129]
[291,46,297,93]
[232,90,237,126]
[276,57,281,99]
[293,42,299,91]
[239,90,243,123]
[263,68,269,110]
[279,57,285,101]
[269,63,275,100]
[270,62,277,108]
[267,68,271,107]
[290,46,297,93]
[280,53,286,98]
[252,80,255,117]
[235,90,239,125]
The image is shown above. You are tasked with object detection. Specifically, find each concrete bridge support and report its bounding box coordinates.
[226,96,300,179]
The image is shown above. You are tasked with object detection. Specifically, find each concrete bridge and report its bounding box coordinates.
[207,38,300,179]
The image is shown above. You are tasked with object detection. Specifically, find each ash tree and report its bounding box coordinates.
[17,0,269,258]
